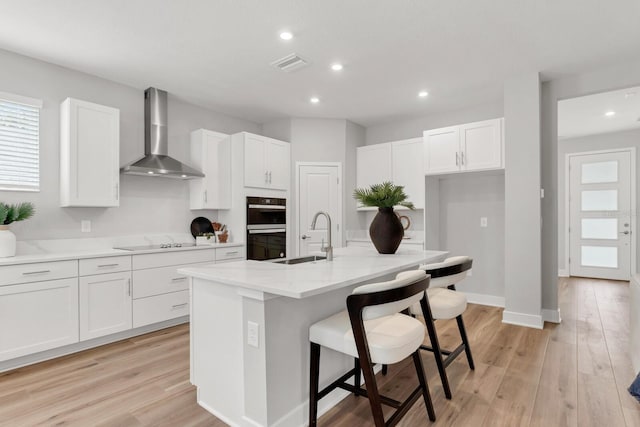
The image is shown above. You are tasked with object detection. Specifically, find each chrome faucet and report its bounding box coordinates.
[310,211,333,261]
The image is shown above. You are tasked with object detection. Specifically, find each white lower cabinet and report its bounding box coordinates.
[79,271,132,341]
[0,278,79,361]
[133,290,190,328]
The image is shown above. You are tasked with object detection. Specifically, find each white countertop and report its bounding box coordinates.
[0,235,244,266]
[179,247,447,299]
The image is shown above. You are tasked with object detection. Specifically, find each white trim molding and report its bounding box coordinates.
[465,292,505,308]
[502,311,543,329]
[542,308,561,324]
[558,269,569,277]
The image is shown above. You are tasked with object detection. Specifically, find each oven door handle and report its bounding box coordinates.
[248,204,286,210]
[248,228,286,234]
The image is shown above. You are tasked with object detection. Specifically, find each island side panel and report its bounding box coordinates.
[191,278,245,425]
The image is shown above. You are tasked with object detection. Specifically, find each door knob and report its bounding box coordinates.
[301,235,311,240]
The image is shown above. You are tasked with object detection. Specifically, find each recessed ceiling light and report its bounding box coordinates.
[605,111,616,117]
[418,91,429,98]
[181,174,187,178]
[331,63,343,71]
[279,31,293,41]
[147,171,154,175]
[310,97,320,104]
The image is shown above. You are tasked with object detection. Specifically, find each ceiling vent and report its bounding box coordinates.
[271,53,309,72]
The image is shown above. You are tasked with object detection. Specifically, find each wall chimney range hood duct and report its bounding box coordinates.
[121,87,204,179]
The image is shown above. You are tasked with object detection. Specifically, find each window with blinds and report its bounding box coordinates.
[0,92,42,192]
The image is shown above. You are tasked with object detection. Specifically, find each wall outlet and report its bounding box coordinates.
[247,321,259,348]
[480,217,488,228]
[81,220,91,233]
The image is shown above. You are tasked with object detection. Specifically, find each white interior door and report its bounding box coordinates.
[569,151,633,280]
[297,164,341,256]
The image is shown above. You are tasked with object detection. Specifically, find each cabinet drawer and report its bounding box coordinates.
[79,255,132,276]
[215,246,245,262]
[132,249,215,270]
[0,260,78,287]
[133,290,189,328]
[132,264,208,299]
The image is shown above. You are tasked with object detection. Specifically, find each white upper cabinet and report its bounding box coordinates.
[190,129,231,210]
[357,141,424,210]
[242,133,290,191]
[391,138,424,209]
[60,98,120,207]
[356,143,392,189]
[424,118,504,175]
[424,126,460,174]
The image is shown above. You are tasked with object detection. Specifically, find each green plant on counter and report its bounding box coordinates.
[0,202,35,225]
[353,181,414,209]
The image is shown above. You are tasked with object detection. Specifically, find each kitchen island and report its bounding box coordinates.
[179,247,447,427]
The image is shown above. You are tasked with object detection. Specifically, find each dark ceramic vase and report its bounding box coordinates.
[369,207,404,254]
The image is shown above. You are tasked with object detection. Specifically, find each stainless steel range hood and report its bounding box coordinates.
[121,87,204,179]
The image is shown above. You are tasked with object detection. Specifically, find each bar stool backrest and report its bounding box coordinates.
[420,256,473,289]
[350,270,429,321]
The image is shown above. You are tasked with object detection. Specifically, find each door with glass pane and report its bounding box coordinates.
[569,151,632,280]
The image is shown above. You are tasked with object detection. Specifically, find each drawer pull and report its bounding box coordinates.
[171,277,187,282]
[171,303,188,310]
[225,251,239,255]
[22,270,51,276]
[97,263,119,268]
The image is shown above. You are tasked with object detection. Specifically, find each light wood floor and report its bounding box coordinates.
[1,277,638,426]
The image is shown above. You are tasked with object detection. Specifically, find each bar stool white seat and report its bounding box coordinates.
[308,270,436,427]
[409,256,475,400]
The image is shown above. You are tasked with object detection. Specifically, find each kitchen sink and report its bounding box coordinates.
[273,255,327,265]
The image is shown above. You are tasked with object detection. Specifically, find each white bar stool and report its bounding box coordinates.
[308,270,436,427]
[410,256,475,399]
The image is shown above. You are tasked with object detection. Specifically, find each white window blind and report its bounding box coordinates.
[0,91,42,191]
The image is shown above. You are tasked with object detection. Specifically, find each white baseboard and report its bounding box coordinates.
[465,292,505,308]
[542,308,562,324]
[502,310,544,329]
[558,269,569,277]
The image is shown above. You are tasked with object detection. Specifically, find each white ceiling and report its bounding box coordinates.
[1,0,640,126]
[558,86,640,139]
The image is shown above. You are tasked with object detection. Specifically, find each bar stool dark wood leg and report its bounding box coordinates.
[456,315,475,370]
[353,358,361,395]
[309,342,321,427]
[420,295,452,399]
[412,349,436,421]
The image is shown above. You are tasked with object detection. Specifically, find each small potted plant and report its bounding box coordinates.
[0,202,35,257]
[353,182,413,254]
[195,232,215,246]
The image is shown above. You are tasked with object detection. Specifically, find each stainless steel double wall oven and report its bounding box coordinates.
[246,197,286,260]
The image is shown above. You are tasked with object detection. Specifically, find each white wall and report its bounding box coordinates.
[504,72,542,327]
[557,128,640,272]
[540,59,640,314]
[438,174,506,301]
[0,48,260,241]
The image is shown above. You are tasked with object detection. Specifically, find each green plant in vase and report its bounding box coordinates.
[353,182,413,254]
[0,202,35,258]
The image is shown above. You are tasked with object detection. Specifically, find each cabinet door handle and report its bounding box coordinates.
[455,152,459,166]
[97,263,119,268]
[265,171,269,183]
[269,171,272,184]
[127,278,131,297]
[115,183,119,201]
[172,303,188,310]
[22,270,51,276]
[461,152,465,165]
[203,190,208,203]
[171,277,187,282]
